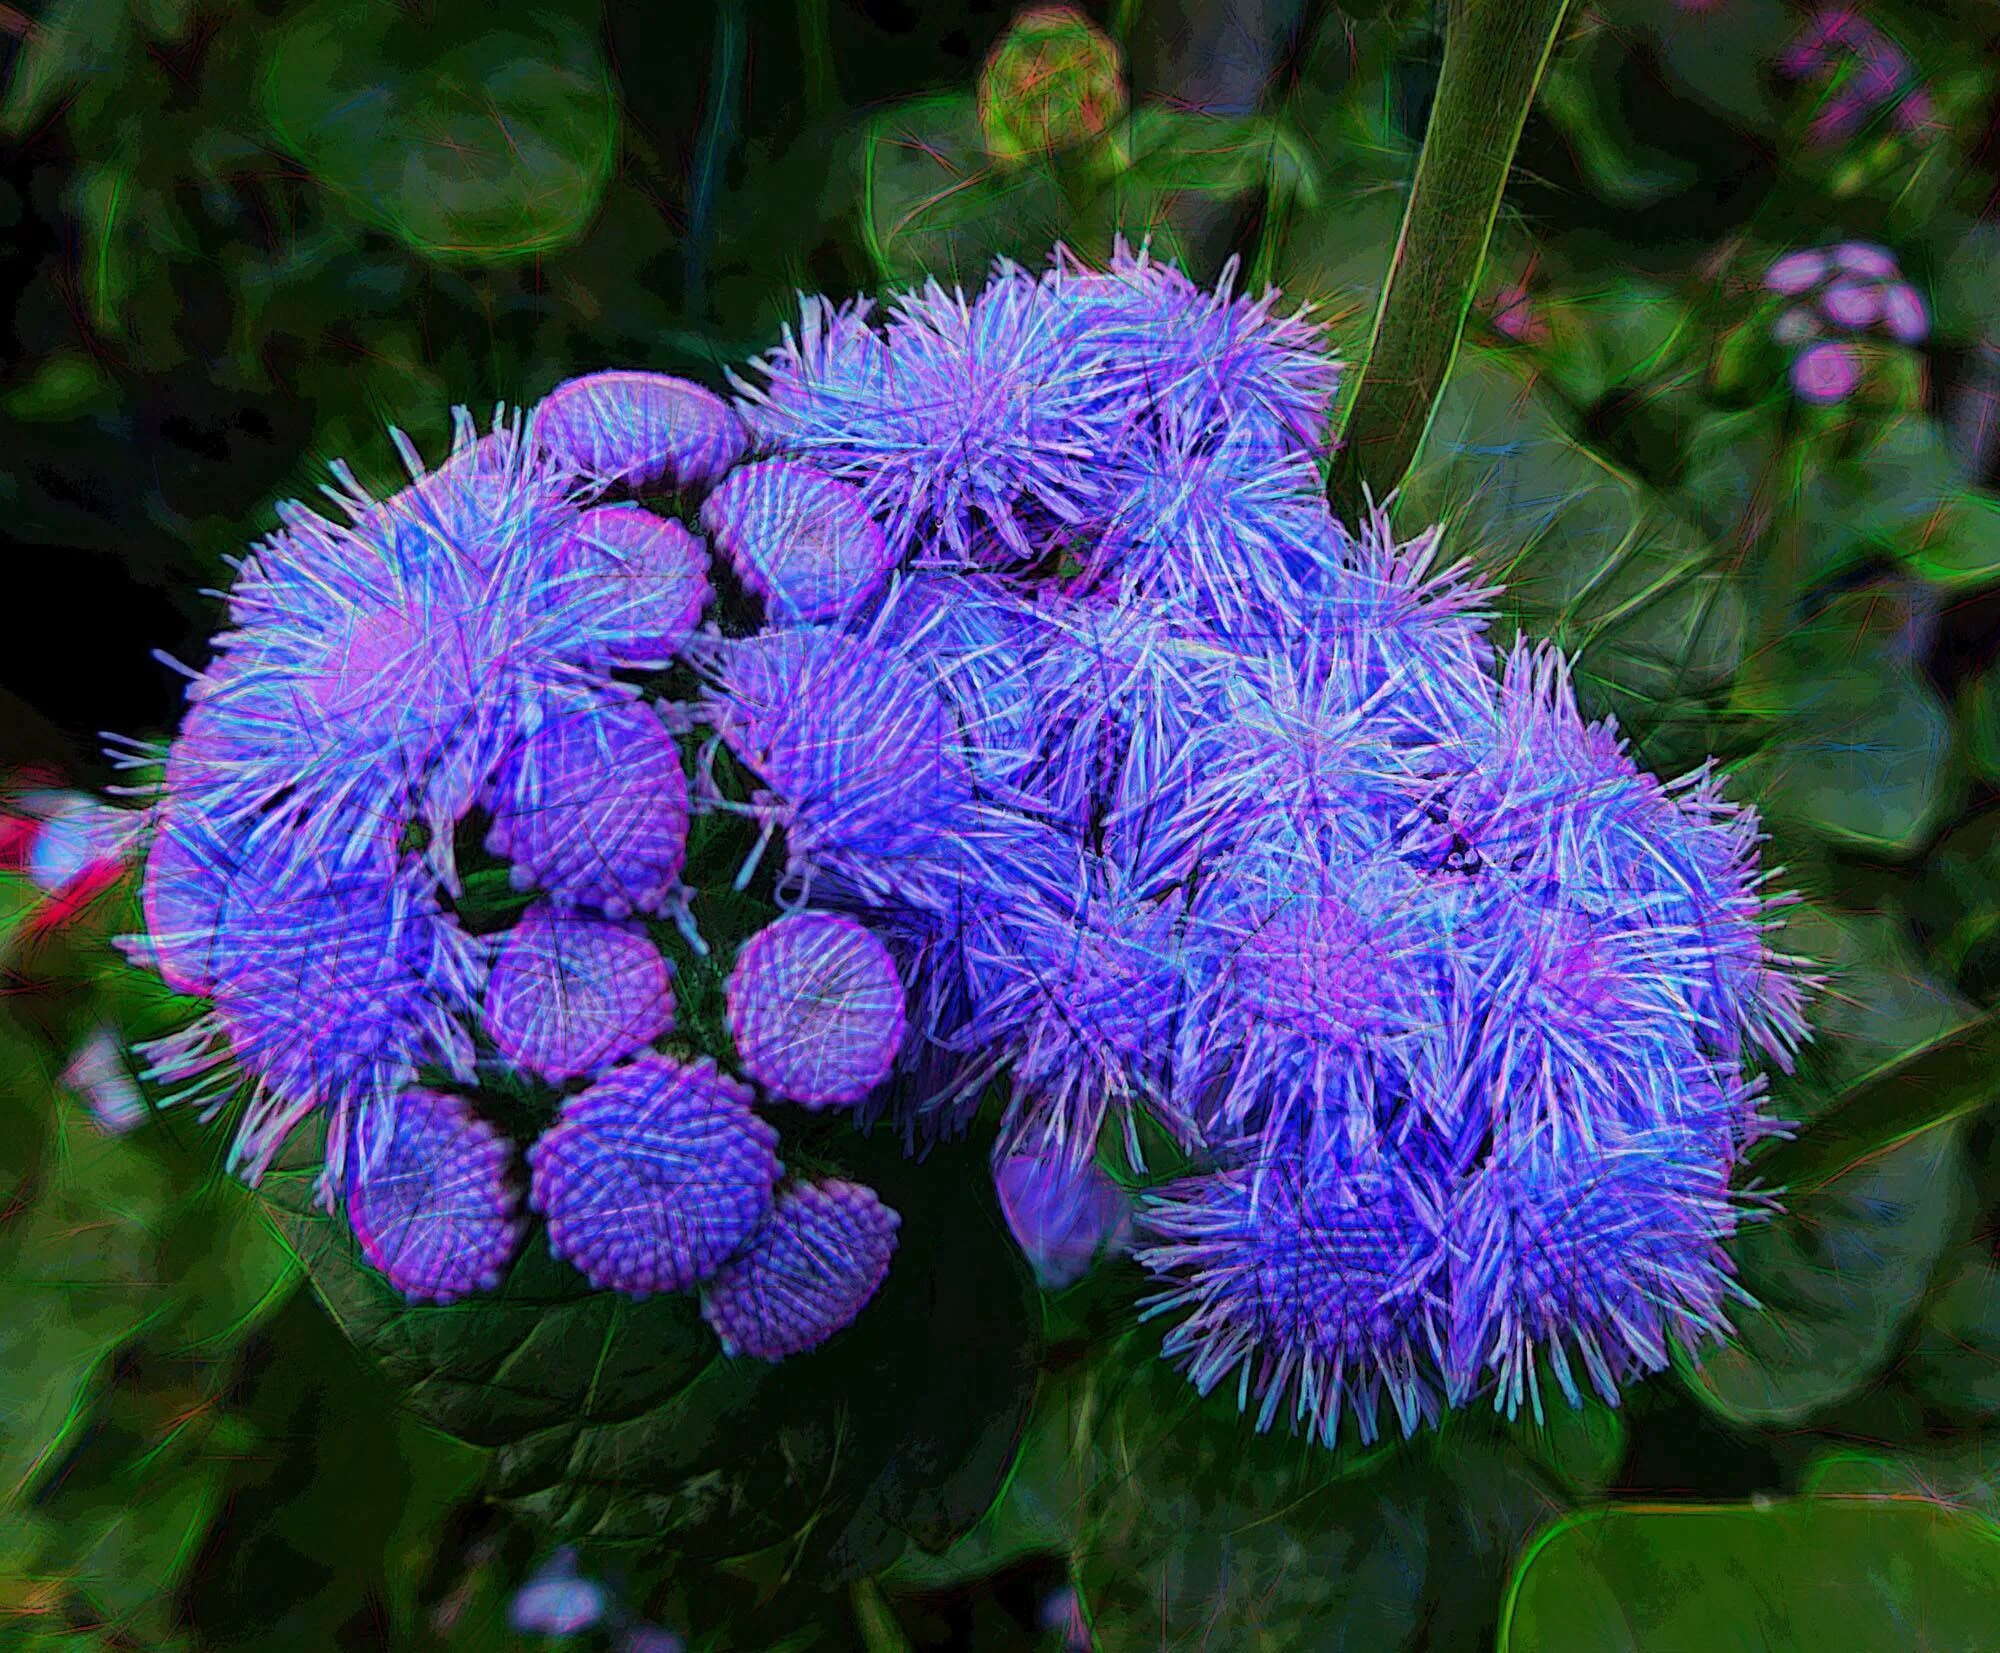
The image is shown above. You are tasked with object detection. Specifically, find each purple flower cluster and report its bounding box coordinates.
[697,242,1809,1439]
[121,381,904,1356]
[1777,7,1935,146]
[1764,240,1928,405]
[115,238,1809,1430]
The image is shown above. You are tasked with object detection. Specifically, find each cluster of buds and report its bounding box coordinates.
[1764,240,1928,406]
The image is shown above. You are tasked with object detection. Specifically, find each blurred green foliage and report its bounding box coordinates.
[8,0,2000,1647]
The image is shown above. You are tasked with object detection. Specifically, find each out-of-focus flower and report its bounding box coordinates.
[1,782,141,953]
[976,4,1127,166]
[1483,276,1549,344]
[996,1145,1132,1289]
[1791,337,1864,404]
[1777,8,1931,146]
[61,1026,148,1135]
[19,791,141,897]
[508,1548,607,1636]
[1038,1583,1092,1651]
[1761,241,1926,405]
[1764,248,1828,294]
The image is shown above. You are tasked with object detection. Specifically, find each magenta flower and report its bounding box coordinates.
[346,1088,524,1304]
[1763,249,1828,294]
[481,904,674,1084]
[482,697,693,920]
[701,459,896,624]
[1881,281,1929,344]
[1791,338,1863,404]
[532,370,748,491]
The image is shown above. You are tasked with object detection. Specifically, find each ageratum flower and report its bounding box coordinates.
[725,910,906,1107]
[528,1053,781,1297]
[700,1178,902,1360]
[109,245,1811,1408]
[700,624,976,905]
[481,903,674,1084]
[481,695,694,920]
[701,459,896,624]
[1049,240,1340,459]
[733,261,1111,565]
[345,1088,525,1304]
[124,380,719,1199]
[1138,1138,1449,1446]
[995,1144,1132,1290]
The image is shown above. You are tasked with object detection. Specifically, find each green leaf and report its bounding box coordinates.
[260,0,616,263]
[857,96,1307,288]
[1752,1006,2000,1195]
[0,1040,176,1495]
[1739,657,1954,858]
[1498,1498,2000,1651]
[261,1120,1039,1579]
[1767,904,1981,1119]
[0,0,198,134]
[1534,27,1696,209]
[1905,1253,2000,1420]
[1507,1396,1627,1494]
[1031,1334,1560,1652]
[1807,1440,2000,1524]
[1686,1126,1970,1425]
[1396,354,1746,737]
[1912,811,2000,1001]
[1597,0,1788,129]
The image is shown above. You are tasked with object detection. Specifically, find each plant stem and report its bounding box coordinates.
[1327,0,1573,522]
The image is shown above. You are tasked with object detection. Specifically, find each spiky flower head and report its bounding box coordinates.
[1139,1136,1450,1448]
[120,384,725,1220]
[108,246,1809,1408]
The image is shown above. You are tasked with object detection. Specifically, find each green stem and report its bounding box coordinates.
[851,1576,914,1653]
[1326,0,1573,522]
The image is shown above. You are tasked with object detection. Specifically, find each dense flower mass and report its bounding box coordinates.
[113,239,1809,1420]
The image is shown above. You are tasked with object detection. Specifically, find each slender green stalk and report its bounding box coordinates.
[1327,0,1573,521]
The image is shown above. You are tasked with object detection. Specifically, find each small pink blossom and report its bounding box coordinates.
[1791,338,1863,404]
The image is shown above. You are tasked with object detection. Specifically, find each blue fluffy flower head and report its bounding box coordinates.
[112,241,1810,1416]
